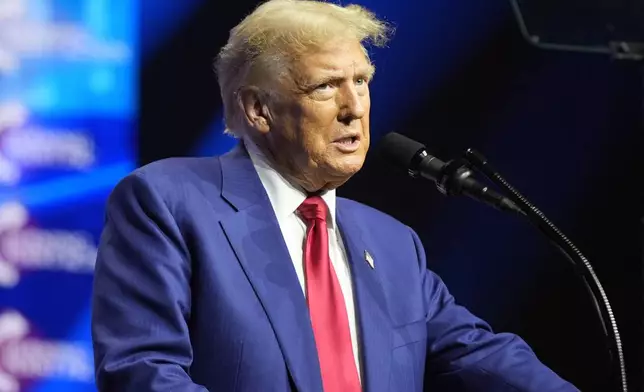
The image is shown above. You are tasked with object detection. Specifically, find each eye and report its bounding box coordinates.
[355,77,368,86]
[315,83,331,91]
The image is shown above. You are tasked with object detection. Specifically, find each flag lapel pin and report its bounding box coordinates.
[364,250,375,269]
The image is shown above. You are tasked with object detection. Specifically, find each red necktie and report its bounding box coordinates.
[298,196,361,392]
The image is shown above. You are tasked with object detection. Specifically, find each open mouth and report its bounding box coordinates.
[336,135,359,144]
[333,135,361,152]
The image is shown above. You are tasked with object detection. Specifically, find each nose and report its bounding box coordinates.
[337,83,366,123]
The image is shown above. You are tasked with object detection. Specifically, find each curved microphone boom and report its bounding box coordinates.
[378,132,523,214]
[378,131,627,392]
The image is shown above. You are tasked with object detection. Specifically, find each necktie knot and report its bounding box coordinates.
[297,196,328,223]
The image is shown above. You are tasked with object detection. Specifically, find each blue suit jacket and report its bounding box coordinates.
[92,146,578,391]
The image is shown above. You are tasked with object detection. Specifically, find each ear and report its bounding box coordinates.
[237,86,271,134]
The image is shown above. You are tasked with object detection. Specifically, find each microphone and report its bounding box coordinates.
[378,132,523,214]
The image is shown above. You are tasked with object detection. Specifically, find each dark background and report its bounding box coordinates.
[140,1,643,390]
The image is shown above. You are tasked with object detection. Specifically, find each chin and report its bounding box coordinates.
[331,157,365,177]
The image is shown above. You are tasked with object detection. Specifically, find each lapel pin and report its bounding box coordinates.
[364,250,375,269]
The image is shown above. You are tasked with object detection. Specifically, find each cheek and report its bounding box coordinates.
[362,135,370,154]
[361,116,370,137]
[315,106,342,129]
[300,106,338,142]
[361,109,370,145]
[361,95,371,125]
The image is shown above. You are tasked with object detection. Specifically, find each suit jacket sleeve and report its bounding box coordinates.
[409,229,579,391]
[92,172,208,392]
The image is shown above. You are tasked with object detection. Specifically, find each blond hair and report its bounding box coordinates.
[215,0,392,136]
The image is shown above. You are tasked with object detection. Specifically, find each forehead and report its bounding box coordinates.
[291,40,373,79]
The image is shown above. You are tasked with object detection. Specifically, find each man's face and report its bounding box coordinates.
[262,39,374,192]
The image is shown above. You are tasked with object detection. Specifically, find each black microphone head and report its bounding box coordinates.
[378,132,426,170]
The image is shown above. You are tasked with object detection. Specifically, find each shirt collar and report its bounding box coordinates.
[245,139,337,225]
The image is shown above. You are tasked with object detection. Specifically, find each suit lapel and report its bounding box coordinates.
[337,202,393,392]
[219,146,323,392]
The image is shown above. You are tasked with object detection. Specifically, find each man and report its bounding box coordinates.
[91,0,579,391]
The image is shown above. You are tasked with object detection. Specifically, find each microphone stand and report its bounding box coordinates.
[469,6,643,389]
[449,150,629,392]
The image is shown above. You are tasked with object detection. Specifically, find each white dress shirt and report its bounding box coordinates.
[245,140,362,381]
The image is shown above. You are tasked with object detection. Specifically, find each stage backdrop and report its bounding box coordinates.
[0,1,136,391]
[140,1,643,392]
[0,1,639,392]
